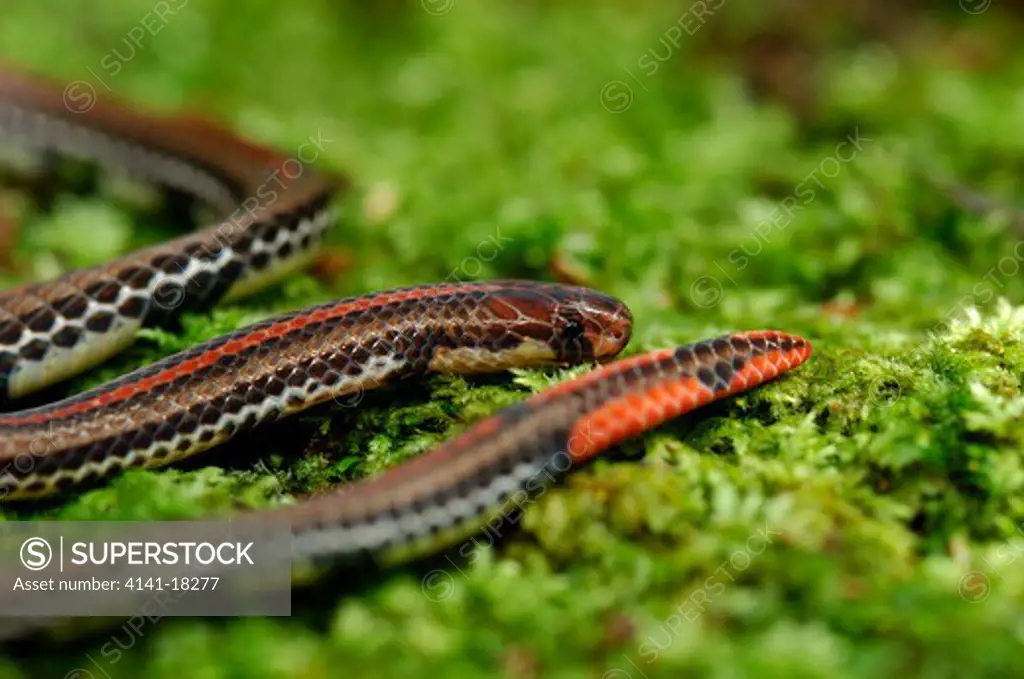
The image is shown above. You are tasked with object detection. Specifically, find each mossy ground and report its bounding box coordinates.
[1,1,1023,677]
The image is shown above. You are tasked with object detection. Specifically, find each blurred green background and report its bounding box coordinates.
[1,0,1024,677]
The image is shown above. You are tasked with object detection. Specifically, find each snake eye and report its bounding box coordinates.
[553,313,590,360]
[561,317,585,342]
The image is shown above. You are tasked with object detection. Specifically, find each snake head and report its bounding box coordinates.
[427,282,632,374]
[545,286,633,363]
[483,282,632,363]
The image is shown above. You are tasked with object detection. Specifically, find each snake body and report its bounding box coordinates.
[284,330,810,563]
[0,67,338,399]
[0,67,812,564]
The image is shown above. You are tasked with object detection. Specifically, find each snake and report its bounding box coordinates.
[0,66,812,565]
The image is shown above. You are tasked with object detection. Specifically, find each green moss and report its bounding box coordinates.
[1,1,1023,677]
